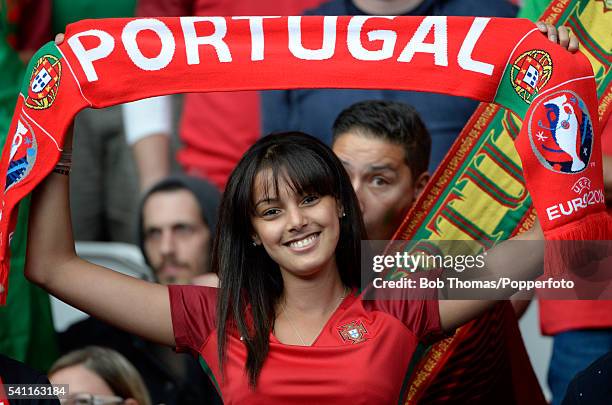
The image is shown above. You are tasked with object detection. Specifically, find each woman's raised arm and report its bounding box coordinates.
[437,221,544,332]
[25,126,175,347]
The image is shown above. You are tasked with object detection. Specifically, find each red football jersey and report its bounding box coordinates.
[169,285,444,404]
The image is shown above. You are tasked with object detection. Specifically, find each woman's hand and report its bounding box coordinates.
[536,21,579,53]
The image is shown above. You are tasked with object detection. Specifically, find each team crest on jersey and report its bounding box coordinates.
[5,118,37,192]
[510,50,552,104]
[25,55,61,110]
[338,320,368,344]
[527,90,593,174]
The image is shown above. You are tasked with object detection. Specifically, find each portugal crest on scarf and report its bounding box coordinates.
[338,320,368,344]
[25,54,61,110]
[527,90,593,174]
[5,118,37,192]
[510,50,553,104]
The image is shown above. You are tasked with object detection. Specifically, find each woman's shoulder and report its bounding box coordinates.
[191,273,220,287]
[168,282,219,307]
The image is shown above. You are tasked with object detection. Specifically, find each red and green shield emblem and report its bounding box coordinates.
[510,49,553,104]
[25,55,61,110]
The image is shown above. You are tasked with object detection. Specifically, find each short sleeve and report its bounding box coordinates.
[364,282,445,344]
[168,285,218,355]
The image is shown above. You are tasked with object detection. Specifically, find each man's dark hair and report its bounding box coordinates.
[332,100,431,176]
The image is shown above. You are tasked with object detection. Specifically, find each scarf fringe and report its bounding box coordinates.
[544,211,612,278]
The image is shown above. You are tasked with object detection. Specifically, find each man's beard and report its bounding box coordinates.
[161,274,192,284]
[155,257,192,285]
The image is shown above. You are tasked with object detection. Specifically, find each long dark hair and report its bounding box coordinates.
[212,132,366,386]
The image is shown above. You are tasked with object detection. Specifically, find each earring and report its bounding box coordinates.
[252,241,258,247]
[341,212,346,218]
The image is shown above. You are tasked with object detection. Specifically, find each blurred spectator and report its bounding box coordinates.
[122,0,326,191]
[0,353,60,405]
[138,175,220,285]
[262,0,518,173]
[49,346,150,405]
[51,0,140,244]
[58,176,222,405]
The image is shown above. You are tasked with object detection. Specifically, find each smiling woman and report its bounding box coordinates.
[213,132,365,384]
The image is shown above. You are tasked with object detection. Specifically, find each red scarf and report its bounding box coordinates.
[0,16,609,302]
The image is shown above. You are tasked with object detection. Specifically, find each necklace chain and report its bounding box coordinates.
[279,287,350,346]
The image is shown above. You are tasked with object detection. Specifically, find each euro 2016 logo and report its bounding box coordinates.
[25,54,61,110]
[527,90,593,174]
